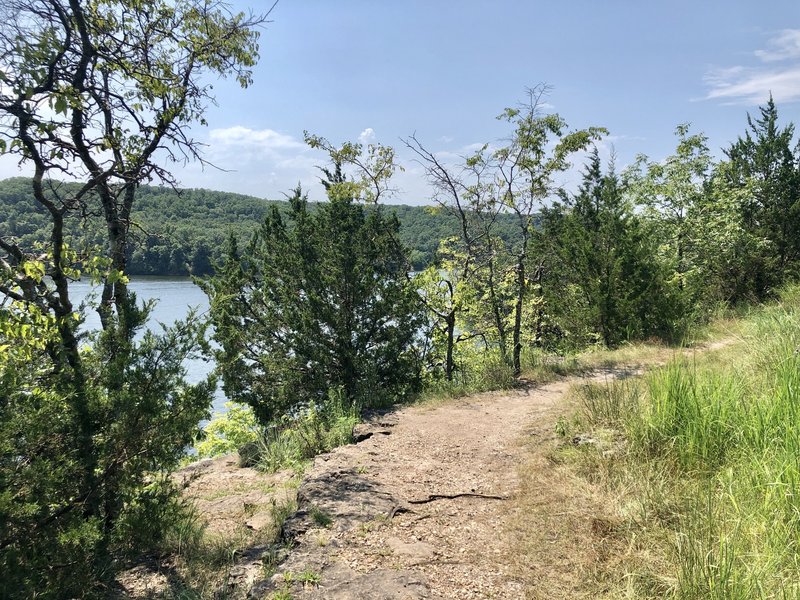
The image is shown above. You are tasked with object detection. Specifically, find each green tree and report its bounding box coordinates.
[0,1,263,594]
[541,149,669,347]
[479,87,605,372]
[407,88,605,374]
[625,124,712,329]
[415,237,474,382]
[699,160,768,304]
[205,153,423,425]
[406,133,523,379]
[725,96,800,297]
[627,125,711,289]
[403,134,494,380]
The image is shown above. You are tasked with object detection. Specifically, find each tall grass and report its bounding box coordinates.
[195,388,359,473]
[631,361,747,471]
[415,347,518,405]
[570,284,800,598]
[256,390,359,473]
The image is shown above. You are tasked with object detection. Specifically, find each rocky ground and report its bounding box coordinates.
[250,375,624,599]
[119,368,643,599]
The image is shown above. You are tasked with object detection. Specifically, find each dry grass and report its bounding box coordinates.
[505,336,719,598]
[508,443,627,598]
[507,380,676,599]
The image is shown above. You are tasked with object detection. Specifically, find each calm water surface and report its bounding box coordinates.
[71,277,226,415]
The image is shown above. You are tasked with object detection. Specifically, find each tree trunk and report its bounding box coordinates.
[512,255,524,376]
[444,311,455,381]
[486,258,508,363]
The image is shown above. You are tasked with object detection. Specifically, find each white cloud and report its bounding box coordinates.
[603,134,646,143]
[358,127,375,144]
[194,125,440,203]
[179,126,323,198]
[208,126,305,151]
[703,29,800,105]
[704,66,800,104]
[755,29,800,62]
[0,123,504,206]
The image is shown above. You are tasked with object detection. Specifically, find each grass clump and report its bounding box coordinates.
[555,283,800,598]
[310,505,333,528]
[256,389,359,473]
[414,347,518,405]
[298,568,321,586]
[195,388,359,474]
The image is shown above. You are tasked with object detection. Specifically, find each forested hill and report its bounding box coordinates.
[0,177,518,275]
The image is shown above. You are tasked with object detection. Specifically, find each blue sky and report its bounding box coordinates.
[3,0,800,204]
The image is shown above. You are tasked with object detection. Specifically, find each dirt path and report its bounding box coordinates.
[252,373,627,599]
[118,342,733,598]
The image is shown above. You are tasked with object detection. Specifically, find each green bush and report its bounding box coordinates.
[0,296,214,598]
[257,389,359,473]
[195,402,261,459]
[194,389,359,474]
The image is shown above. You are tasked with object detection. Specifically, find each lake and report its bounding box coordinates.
[71,277,227,415]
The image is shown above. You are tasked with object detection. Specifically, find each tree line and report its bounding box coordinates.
[205,90,800,437]
[402,91,800,383]
[0,177,522,274]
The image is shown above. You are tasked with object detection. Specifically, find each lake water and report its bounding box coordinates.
[71,277,227,415]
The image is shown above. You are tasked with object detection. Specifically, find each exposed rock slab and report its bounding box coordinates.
[246,385,580,599]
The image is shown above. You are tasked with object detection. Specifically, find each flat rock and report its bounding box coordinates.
[282,467,401,538]
[302,567,436,600]
[245,510,273,531]
[386,536,437,561]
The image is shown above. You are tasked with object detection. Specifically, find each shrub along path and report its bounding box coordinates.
[249,369,642,599]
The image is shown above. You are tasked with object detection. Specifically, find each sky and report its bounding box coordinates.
[2,0,800,205]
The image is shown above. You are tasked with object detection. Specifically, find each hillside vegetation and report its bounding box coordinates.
[0,177,519,274]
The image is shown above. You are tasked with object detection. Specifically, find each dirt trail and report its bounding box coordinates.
[253,372,629,599]
[117,341,734,599]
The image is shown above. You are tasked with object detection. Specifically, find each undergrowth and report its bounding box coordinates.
[196,388,358,474]
[145,490,299,599]
[413,344,642,407]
